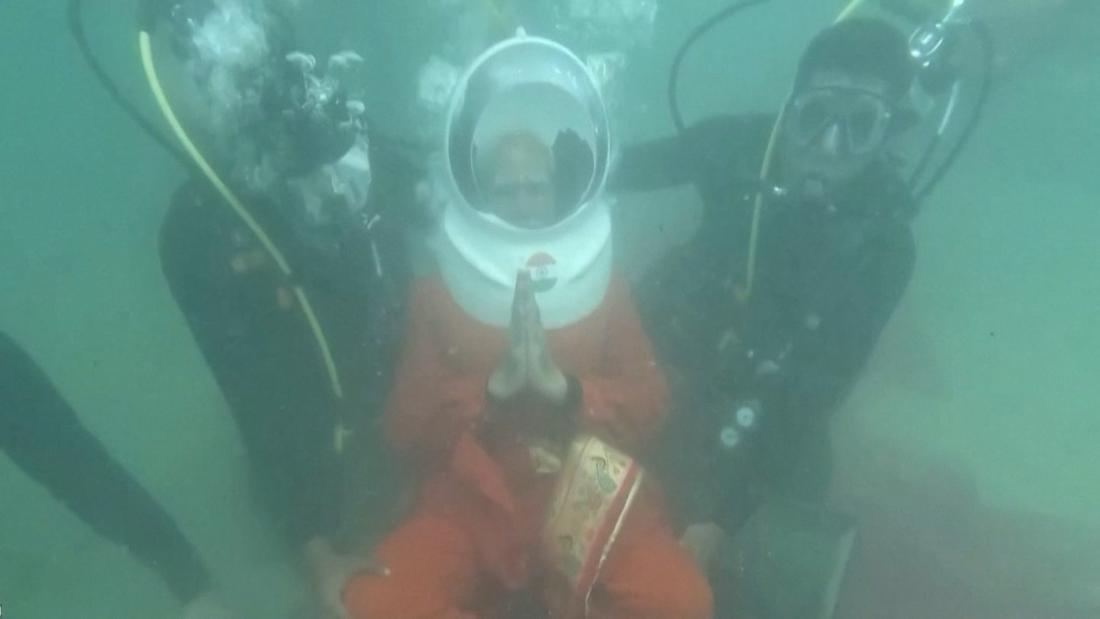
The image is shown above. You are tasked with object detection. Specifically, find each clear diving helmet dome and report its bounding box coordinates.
[436,32,614,329]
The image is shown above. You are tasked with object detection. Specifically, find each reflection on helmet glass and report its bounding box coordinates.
[789,87,893,156]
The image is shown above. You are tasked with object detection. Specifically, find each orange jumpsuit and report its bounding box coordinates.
[343,275,712,619]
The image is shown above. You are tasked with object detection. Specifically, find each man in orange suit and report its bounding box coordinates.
[342,43,713,615]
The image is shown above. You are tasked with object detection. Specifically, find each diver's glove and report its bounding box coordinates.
[551,128,595,213]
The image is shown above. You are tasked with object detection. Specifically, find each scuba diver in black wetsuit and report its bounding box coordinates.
[65,0,429,615]
[0,332,232,618]
[621,17,918,522]
[615,12,990,617]
[159,149,418,617]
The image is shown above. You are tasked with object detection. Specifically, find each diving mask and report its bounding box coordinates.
[788,86,893,156]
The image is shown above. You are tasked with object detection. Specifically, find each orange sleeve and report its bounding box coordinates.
[384,280,487,468]
[577,277,669,454]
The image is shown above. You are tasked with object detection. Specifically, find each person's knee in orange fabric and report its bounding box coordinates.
[590,522,714,619]
[342,516,483,619]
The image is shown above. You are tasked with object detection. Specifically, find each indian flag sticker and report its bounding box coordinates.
[526,252,558,293]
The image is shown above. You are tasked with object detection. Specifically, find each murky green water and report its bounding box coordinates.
[1,1,1098,617]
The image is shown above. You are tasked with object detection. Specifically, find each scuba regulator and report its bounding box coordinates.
[909,12,958,94]
[897,0,972,95]
[903,0,994,203]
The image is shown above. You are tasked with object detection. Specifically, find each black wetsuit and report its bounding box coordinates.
[615,114,916,532]
[0,332,210,603]
[158,145,418,551]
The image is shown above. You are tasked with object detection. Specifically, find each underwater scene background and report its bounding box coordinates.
[1,1,1098,617]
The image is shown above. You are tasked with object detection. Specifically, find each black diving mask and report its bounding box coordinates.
[788,86,894,157]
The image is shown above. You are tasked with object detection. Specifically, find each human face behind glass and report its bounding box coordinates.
[485,133,558,229]
[782,70,895,190]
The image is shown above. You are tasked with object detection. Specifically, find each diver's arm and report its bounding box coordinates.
[0,332,212,604]
[611,114,772,193]
[612,131,698,192]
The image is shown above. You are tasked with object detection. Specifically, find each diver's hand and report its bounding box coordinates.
[489,272,533,401]
[552,128,595,208]
[680,521,729,573]
[305,538,389,619]
[180,590,235,619]
[525,284,568,405]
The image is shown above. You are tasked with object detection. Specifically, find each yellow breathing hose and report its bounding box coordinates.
[739,0,873,304]
[740,101,787,303]
[138,32,350,449]
[835,0,872,22]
